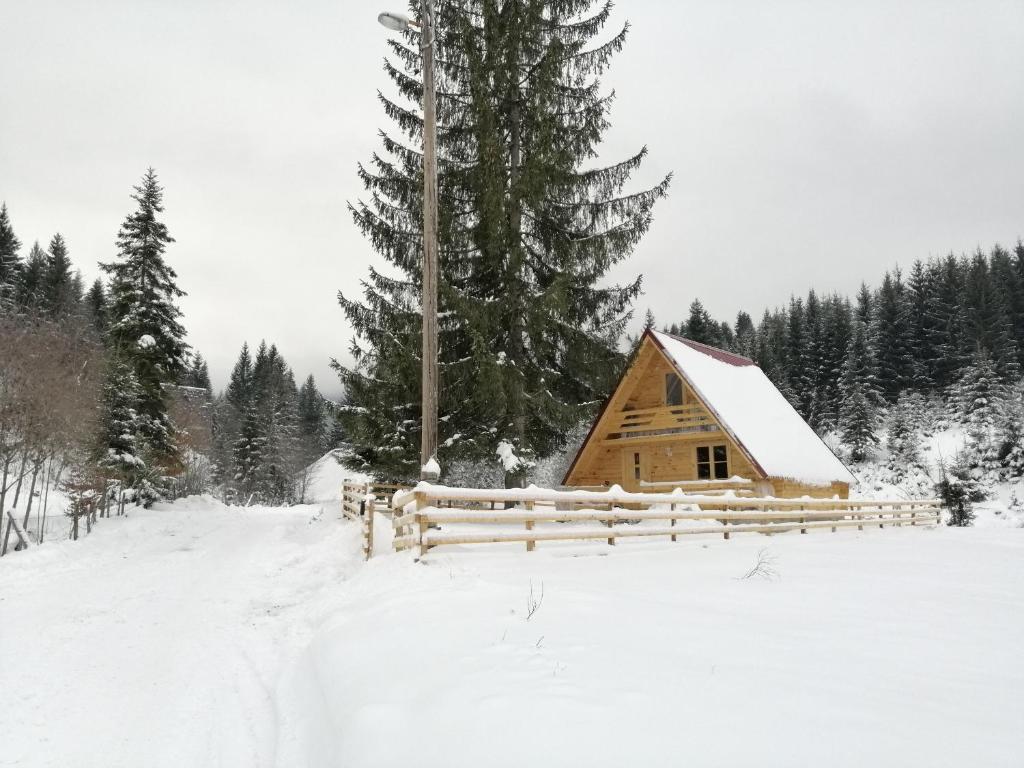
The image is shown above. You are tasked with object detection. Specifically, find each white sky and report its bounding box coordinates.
[2,0,1022,397]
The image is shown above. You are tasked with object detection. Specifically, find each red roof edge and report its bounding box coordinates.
[658,331,756,367]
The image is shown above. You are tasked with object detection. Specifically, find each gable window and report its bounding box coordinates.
[696,444,729,480]
[665,373,683,406]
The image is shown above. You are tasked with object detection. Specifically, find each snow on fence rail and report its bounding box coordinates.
[385,484,942,557]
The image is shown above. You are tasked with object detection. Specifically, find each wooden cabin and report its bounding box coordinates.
[563,330,855,498]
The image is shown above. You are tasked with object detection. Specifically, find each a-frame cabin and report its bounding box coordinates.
[563,330,855,498]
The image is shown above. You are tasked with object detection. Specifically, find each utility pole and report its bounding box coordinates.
[419,0,439,481]
[377,3,439,481]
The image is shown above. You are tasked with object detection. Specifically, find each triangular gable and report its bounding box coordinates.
[651,331,856,485]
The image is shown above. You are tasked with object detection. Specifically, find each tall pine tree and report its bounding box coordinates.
[337,0,670,483]
[101,169,188,467]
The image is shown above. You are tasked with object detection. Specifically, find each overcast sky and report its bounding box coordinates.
[2,0,1022,397]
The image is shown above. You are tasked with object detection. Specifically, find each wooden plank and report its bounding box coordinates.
[418,506,934,525]
[410,486,940,510]
[422,514,940,547]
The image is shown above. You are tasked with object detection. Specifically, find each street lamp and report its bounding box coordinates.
[378,2,439,482]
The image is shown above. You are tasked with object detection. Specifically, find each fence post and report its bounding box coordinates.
[416,490,430,558]
[364,496,375,561]
[670,503,677,543]
[800,504,806,534]
[525,500,535,552]
[606,502,615,546]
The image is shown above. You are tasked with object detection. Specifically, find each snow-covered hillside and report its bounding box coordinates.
[2,493,1022,767]
[847,423,1024,528]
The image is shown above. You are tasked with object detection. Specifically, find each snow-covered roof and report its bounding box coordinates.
[651,331,856,486]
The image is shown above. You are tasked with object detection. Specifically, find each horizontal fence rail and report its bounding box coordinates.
[387,483,942,557]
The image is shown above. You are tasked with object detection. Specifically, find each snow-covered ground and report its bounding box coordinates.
[2,493,1022,767]
[0,496,363,768]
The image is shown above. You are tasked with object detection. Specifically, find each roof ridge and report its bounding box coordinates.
[654,331,755,367]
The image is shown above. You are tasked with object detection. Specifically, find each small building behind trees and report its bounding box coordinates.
[563,330,855,498]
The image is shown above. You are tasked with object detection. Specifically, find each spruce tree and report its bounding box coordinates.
[43,233,76,318]
[684,299,714,344]
[100,169,188,466]
[297,374,327,459]
[95,355,145,483]
[873,269,913,401]
[995,385,1024,478]
[15,241,47,311]
[337,0,670,483]
[962,249,1020,382]
[734,311,756,358]
[923,255,967,389]
[950,348,1004,462]
[886,393,921,478]
[784,297,811,416]
[906,259,936,391]
[840,318,881,462]
[0,202,22,310]
[935,453,984,527]
[182,353,212,391]
[85,278,107,333]
[811,295,851,433]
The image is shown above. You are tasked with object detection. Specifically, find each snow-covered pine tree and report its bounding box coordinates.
[14,241,47,311]
[872,269,913,401]
[839,317,881,462]
[684,300,714,344]
[784,297,811,416]
[803,290,827,429]
[962,249,1020,383]
[297,374,328,459]
[734,311,756,358]
[0,203,22,311]
[100,169,188,467]
[950,347,1005,465]
[990,243,1024,369]
[95,355,145,488]
[337,0,670,483]
[182,353,212,391]
[42,233,76,319]
[84,278,107,334]
[885,393,921,478]
[935,452,984,527]
[753,309,792,401]
[906,259,937,392]
[250,343,301,503]
[232,404,266,502]
[995,383,1024,478]
[923,255,967,389]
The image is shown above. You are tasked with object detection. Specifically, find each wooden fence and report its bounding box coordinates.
[342,481,413,560]
[387,484,942,557]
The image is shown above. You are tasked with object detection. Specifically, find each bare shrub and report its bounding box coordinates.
[738,548,779,581]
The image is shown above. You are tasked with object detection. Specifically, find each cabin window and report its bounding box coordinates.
[696,444,729,480]
[665,373,683,406]
[633,452,641,480]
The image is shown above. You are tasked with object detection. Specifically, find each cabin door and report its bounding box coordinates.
[622,448,650,492]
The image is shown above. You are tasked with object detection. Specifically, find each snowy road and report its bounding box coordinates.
[0,498,361,768]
